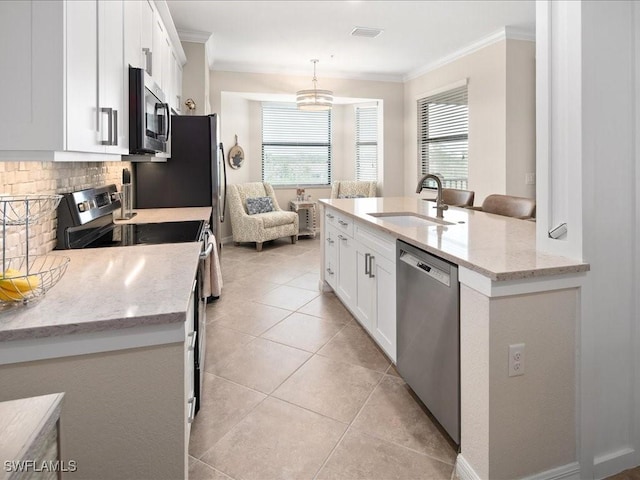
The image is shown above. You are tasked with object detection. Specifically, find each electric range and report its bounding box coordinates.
[55,184,209,417]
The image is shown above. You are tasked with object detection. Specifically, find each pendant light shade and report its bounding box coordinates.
[296,59,333,111]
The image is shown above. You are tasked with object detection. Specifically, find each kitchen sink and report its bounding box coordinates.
[367,212,455,227]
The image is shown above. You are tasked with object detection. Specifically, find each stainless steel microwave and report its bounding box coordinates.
[129,67,170,155]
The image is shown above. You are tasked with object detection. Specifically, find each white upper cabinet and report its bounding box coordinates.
[172,52,183,114]
[0,0,126,160]
[98,0,127,154]
[124,0,142,69]
[152,13,166,91]
[140,0,155,74]
[0,0,184,161]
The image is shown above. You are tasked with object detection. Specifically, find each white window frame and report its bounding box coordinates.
[261,102,332,187]
[417,80,469,189]
[355,104,379,182]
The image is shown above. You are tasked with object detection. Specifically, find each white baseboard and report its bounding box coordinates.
[593,447,637,479]
[456,456,581,480]
[221,235,234,245]
[456,455,482,480]
[522,462,581,480]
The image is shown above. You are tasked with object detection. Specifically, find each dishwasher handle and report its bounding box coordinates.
[399,250,450,287]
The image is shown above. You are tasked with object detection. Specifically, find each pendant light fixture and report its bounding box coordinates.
[296,59,333,111]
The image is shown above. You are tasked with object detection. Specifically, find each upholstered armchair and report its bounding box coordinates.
[227,182,299,251]
[330,181,377,198]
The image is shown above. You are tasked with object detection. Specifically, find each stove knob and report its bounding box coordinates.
[77,202,87,212]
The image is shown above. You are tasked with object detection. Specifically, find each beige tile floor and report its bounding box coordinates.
[189,236,458,480]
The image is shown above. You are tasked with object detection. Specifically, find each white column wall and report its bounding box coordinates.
[536,2,638,478]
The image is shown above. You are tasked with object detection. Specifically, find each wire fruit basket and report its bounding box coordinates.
[1,194,70,306]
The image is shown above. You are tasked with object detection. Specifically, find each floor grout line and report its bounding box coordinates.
[197,237,457,479]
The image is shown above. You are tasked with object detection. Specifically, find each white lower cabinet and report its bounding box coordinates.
[323,207,396,361]
[355,247,376,329]
[371,252,396,360]
[324,225,338,289]
[336,230,357,311]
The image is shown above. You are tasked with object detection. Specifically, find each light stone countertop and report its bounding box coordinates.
[113,206,212,224]
[0,242,202,342]
[319,197,589,281]
[0,392,64,477]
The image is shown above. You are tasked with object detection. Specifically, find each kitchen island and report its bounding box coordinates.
[319,197,589,480]
[0,207,211,480]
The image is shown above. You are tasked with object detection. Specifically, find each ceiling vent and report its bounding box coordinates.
[350,27,383,38]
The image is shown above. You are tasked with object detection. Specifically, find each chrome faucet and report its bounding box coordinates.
[416,174,448,218]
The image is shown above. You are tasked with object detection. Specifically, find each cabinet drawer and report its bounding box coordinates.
[324,208,338,228]
[355,221,396,261]
[324,208,353,236]
[334,214,354,238]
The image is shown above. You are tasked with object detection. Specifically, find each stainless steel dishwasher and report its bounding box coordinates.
[396,240,460,445]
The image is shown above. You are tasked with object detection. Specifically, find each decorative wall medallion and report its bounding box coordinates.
[228,135,245,169]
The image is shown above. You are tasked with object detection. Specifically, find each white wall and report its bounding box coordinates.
[505,40,536,199]
[209,71,403,242]
[210,70,404,196]
[404,38,536,205]
[181,42,210,115]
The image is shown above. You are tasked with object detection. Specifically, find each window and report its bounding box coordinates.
[262,102,332,186]
[355,105,378,182]
[417,84,468,189]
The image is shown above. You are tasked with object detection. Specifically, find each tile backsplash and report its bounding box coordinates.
[0,161,131,257]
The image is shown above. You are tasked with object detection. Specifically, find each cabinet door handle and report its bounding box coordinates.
[100,107,113,145]
[369,255,375,278]
[187,331,197,351]
[187,397,196,423]
[338,220,348,226]
[326,213,334,219]
[112,109,118,146]
[326,267,334,275]
[337,235,347,242]
[364,253,370,276]
[143,47,153,75]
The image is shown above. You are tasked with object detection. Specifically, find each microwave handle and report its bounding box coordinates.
[163,103,171,139]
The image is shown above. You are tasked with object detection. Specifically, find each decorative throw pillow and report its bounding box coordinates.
[337,194,366,199]
[246,196,274,215]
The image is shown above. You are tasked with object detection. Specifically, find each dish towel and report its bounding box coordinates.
[201,235,223,299]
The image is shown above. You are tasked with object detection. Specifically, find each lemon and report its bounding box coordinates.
[0,268,39,293]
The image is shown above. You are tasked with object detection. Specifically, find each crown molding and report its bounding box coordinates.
[210,62,404,83]
[177,29,213,44]
[404,26,535,82]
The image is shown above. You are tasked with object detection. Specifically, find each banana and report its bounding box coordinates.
[0,268,39,293]
[0,287,24,301]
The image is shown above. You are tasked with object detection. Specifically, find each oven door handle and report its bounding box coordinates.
[199,228,214,259]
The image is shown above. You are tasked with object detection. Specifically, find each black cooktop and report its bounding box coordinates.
[88,220,204,248]
[62,220,204,249]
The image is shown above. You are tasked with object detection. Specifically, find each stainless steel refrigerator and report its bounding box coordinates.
[133,114,227,254]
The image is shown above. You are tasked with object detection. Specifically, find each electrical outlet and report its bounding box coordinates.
[508,343,525,377]
[525,173,536,185]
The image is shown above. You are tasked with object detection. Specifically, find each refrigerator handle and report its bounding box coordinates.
[219,142,227,223]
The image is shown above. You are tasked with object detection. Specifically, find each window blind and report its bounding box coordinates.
[262,102,332,186]
[417,85,468,189]
[355,105,378,182]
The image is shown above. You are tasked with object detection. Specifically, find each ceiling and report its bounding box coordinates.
[166,0,535,82]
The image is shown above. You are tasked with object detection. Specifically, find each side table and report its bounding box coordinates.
[289,200,318,238]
